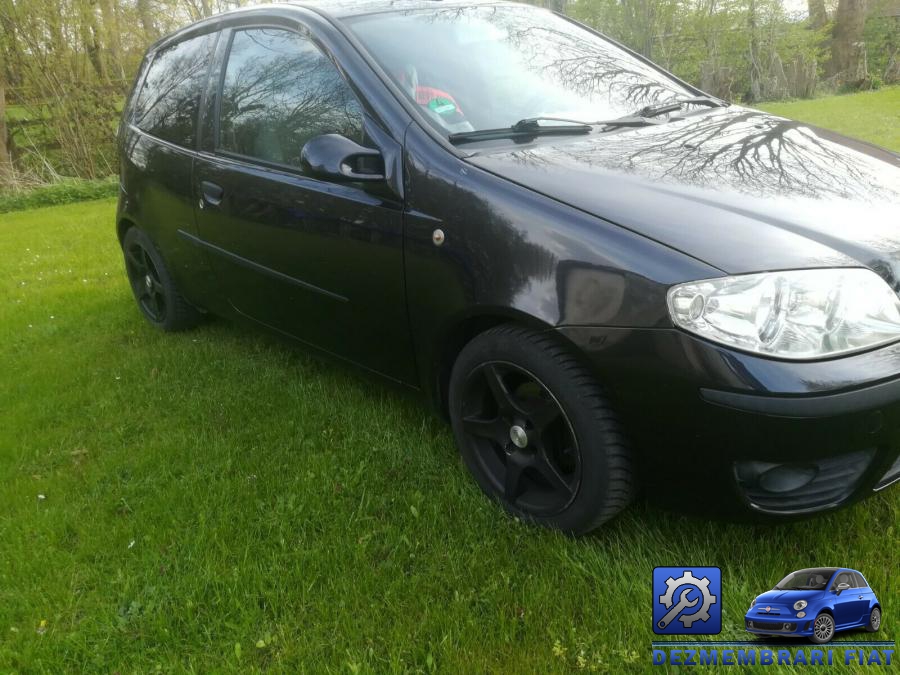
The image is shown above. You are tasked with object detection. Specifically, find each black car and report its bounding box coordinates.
[117,0,900,533]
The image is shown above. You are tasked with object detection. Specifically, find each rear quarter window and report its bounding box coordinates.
[131,32,217,148]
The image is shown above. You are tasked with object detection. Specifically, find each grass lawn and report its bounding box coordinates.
[757,85,900,152]
[1,138,899,669]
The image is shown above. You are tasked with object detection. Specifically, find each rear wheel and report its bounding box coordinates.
[122,227,200,331]
[448,324,633,534]
[866,607,881,632]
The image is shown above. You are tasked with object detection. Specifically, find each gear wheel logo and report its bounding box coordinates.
[652,567,722,635]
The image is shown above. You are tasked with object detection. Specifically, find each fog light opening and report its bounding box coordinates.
[759,465,818,493]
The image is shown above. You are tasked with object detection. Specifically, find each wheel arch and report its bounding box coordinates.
[430,307,598,419]
[117,216,138,247]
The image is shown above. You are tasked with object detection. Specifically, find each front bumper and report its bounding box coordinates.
[558,326,900,518]
[745,615,811,637]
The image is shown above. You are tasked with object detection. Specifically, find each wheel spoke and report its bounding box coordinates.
[504,456,525,502]
[126,248,144,273]
[462,415,508,443]
[482,364,525,417]
[532,447,574,497]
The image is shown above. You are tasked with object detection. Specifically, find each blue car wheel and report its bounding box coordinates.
[811,612,835,644]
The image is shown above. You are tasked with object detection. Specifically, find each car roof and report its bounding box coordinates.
[149,0,529,53]
[288,0,522,19]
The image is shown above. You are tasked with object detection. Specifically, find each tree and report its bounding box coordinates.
[808,0,828,29]
[832,0,869,79]
[0,55,10,181]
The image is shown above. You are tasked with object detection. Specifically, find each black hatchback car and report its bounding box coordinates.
[117,0,900,533]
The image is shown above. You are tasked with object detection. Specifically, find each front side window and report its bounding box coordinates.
[218,28,364,168]
[832,572,853,589]
[347,6,693,136]
[132,32,216,147]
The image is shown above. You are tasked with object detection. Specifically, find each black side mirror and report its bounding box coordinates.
[300,134,385,182]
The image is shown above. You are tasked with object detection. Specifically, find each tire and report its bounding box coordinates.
[448,324,633,534]
[122,227,200,332]
[866,606,881,633]
[809,612,835,644]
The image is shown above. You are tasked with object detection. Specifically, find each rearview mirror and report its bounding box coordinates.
[835,582,850,595]
[300,134,385,182]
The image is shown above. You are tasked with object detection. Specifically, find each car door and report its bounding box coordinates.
[192,22,416,383]
[831,571,867,628]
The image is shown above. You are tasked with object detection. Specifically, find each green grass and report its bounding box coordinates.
[1,200,898,672]
[0,177,118,214]
[757,85,900,152]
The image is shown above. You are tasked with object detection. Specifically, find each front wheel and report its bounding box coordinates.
[866,607,881,633]
[448,324,634,534]
[809,612,835,644]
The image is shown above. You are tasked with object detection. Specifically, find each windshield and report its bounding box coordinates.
[346,5,694,136]
[774,569,834,591]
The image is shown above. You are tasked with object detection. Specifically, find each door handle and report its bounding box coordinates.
[200,181,224,206]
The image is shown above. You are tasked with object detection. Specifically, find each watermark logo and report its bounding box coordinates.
[653,567,721,635]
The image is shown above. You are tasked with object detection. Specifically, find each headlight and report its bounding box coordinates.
[797,611,807,618]
[794,600,808,611]
[667,269,900,359]
[751,598,757,607]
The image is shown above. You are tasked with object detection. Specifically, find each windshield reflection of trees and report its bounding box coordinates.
[358,5,689,124]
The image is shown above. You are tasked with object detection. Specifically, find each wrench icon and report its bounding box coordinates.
[657,588,698,629]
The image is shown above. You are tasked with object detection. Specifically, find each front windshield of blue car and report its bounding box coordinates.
[346,5,693,136]
[774,569,833,591]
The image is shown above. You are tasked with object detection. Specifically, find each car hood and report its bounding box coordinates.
[466,106,900,284]
[755,589,822,605]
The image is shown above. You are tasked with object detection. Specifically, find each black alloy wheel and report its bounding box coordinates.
[460,361,580,516]
[125,239,167,323]
[122,227,200,331]
[449,324,633,533]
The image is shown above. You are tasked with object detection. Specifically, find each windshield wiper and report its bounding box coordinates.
[633,96,728,119]
[593,96,728,132]
[448,99,729,144]
[448,117,592,145]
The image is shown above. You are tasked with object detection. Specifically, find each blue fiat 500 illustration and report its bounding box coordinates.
[745,568,881,643]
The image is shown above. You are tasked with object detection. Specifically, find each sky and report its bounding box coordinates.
[782,0,810,18]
